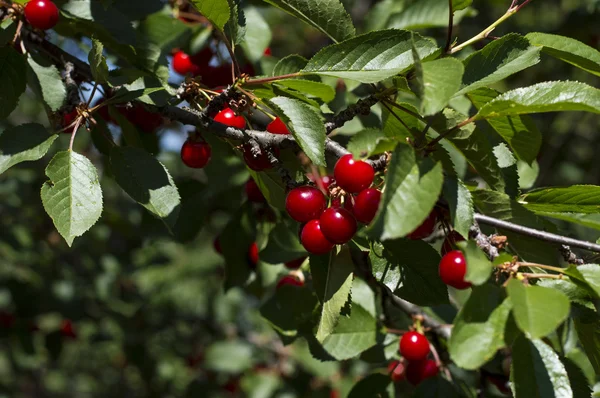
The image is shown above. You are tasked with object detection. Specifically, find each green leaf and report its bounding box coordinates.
[105,86,167,107]
[347,128,396,158]
[468,87,542,164]
[274,80,335,102]
[88,37,110,85]
[240,6,271,62]
[452,0,472,11]
[573,309,600,375]
[27,55,66,112]
[372,240,448,306]
[449,285,511,369]
[41,151,103,246]
[442,177,474,238]
[348,373,393,398]
[137,13,191,49]
[269,97,326,166]
[260,283,318,337]
[476,81,600,119]
[526,32,600,77]
[190,0,230,31]
[272,54,308,76]
[109,147,180,228]
[0,124,57,174]
[507,279,570,339]
[577,264,600,298]
[262,0,355,43]
[387,0,474,30]
[220,203,258,290]
[302,30,439,84]
[519,185,600,214]
[108,107,143,148]
[418,58,464,116]
[370,144,444,241]
[462,240,493,285]
[313,248,354,342]
[414,378,461,398]
[562,357,593,398]
[457,34,541,96]
[259,220,307,264]
[510,336,573,398]
[0,18,17,47]
[205,341,253,373]
[322,304,378,360]
[0,47,27,120]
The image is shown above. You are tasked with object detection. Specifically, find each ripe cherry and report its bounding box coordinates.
[276,275,304,289]
[214,108,246,129]
[242,145,274,171]
[441,231,465,256]
[286,186,327,223]
[408,211,437,240]
[245,179,265,203]
[400,331,430,361]
[60,319,77,339]
[320,207,357,244]
[264,47,272,56]
[121,104,163,133]
[388,360,405,382]
[248,242,259,268]
[300,220,335,255]
[62,109,78,134]
[352,188,381,224]
[334,154,374,193]
[405,359,439,385]
[172,51,195,75]
[285,257,306,269]
[267,117,290,135]
[25,0,59,30]
[439,250,471,290]
[181,139,211,168]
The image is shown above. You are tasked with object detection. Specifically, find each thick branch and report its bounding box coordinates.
[474,213,600,253]
[325,94,382,134]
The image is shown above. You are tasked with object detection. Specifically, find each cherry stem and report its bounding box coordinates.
[68,117,83,151]
[516,262,567,274]
[520,273,564,280]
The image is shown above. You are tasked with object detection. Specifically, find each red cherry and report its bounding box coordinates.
[285,186,327,223]
[25,0,59,30]
[405,359,439,385]
[388,360,405,382]
[276,275,304,289]
[245,179,265,203]
[439,250,471,290]
[242,144,275,171]
[334,154,374,193]
[408,211,437,240]
[329,390,339,398]
[62,109,78,134]
[121,104,163,133]
[319,207,357,244]
[264,47,272,56]
[181,139,211,168]
[441,231,465,256]
[189,47,213,72]
[214,108,246,129]
[284,257,306,269]
[400,331,430,361]
[213,238,222,254]
[300,220,335,255]
[352,188,381,224]
[204,65,234,87]
[248,242,259,268]
[172,51,194,75]
[60,319,77,339]
[267,117,289,135]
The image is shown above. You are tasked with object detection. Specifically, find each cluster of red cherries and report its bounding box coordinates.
[388,331,439,385]
[285,155,381,255]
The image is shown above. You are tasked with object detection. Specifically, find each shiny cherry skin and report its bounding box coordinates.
[214,108,246,129]
[300,220,335,255]
[25,0,59,30]
[285,257,306,269]
[319,207,357,244]
[352,188,381,224]
[181,140,211,168]
[172,51,194,75]
[242,145,274,171]
[405,359,439,386]
[441,231,465,256]
[245,179,265,203]
[400,331,430,362]
[276,275,304,289]
[439,250,471,290]
[248,242,259,269]
[388,360,405,382]
[408,211,437,240]
[267,117,290,135]
[334,154,374,193]
[286,186,327,223]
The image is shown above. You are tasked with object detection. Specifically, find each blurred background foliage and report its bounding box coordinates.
[1,0,600,396]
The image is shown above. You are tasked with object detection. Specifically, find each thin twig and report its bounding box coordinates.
[444,0,454,54]
[243,73,302,86]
